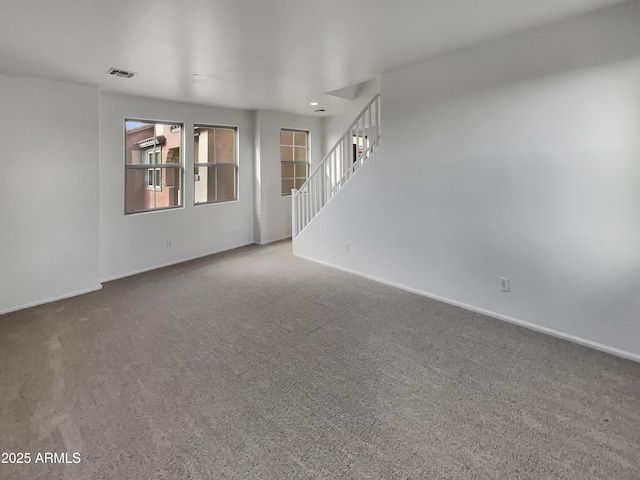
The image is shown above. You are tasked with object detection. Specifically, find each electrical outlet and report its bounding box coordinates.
[500,277,510,292]
[167,241,172,249]
[344,243,350,253]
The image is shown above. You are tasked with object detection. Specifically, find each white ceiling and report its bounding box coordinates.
[0,0,629,115]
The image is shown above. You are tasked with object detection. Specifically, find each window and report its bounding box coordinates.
[281,129,308,195]
[125,121,183,213]
[194,125,237,204]
[146,149,162,191]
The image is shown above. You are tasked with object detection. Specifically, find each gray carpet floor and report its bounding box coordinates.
[1,240,639,479]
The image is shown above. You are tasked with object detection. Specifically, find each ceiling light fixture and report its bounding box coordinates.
[310,102,318,106]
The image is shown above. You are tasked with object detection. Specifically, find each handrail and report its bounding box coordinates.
[306,94,381,182]
[292,94,381,237]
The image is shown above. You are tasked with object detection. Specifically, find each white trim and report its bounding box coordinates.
[101,241,255,283]
[0,285,103,316]
[293,252,640,364]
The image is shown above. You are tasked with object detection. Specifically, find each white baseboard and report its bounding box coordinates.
[3,242,261,315]
[0,285,103,316]
[101,241,255,283]
[293,252,640,364]
[258,235,292,246]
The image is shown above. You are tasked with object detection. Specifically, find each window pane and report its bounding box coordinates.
[165,167,179,189]
[154,168,181,209]
[128,150,144,165]
[281,163,295,178]
[195,128,214,163]
[294,178,306,189]
[295,163,307,178]
[216,165,236,202]
[282,178,294,195]
[194,165,213,204]
[142,149,161,166]
[125,122,155,165]
[125,122,182,165]
[127,169,145,191]
[126,170,154,212]
[215,128,235,163]
[294,132,307,147]
[157,125,181,164]
[194,135,200,163]
[194,166,236,204]
[294,147,307,161]
[280,146,293,161]
[280,130,293,146]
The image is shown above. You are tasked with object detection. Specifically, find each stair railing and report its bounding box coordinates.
[292,94,381,237]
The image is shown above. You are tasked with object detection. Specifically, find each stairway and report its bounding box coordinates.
[292,94,381,237]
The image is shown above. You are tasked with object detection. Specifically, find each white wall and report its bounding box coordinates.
[295,3,640,359]
[254,110,323,244]
[0,75,100,313]
[99,93,255,281]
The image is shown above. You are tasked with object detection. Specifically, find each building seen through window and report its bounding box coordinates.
[124,121,183,213]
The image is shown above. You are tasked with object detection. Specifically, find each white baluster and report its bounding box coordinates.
[291,188,298,237]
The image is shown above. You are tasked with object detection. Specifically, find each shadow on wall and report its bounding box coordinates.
[390,1,640,106]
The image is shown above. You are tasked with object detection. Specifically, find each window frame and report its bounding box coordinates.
[280,128,309,196]
[193,124,239,206]
[124,119,184,215]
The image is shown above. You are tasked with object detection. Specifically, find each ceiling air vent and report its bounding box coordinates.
[107,68,136,79]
